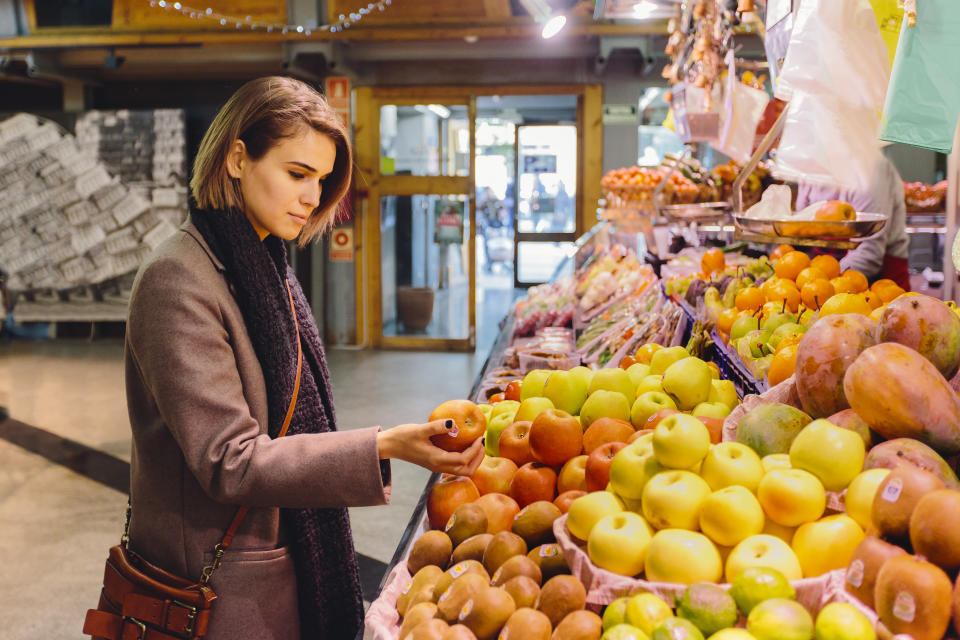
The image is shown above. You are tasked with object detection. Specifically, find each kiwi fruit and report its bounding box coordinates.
[446,503,489,547]
[483,531,528,574]
[437,572,489,624]
[512,500,563,547]
[536,574,587,628]
[529,543,570,580]
[404,618,449,640]
[875,554,952,640]
[398,565,444,616]
[909,489,960,571]
[399,602,440,639]
[872,465,944,541]
[441,624,478,640]
[458,586,517,640]
[433,560,491,603]
[452,534,494,565]
[844,535,906,609]
[491,554,543,587]
[501,575,541,609]
[409,530,454,574]
[550,609,603,640]
[499,607,553,640]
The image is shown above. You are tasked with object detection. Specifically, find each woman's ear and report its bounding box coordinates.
[225,139,247,179]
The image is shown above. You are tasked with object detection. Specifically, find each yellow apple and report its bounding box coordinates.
[843,468,890,531]
[788,419,865,492]
[652,414,711,469]
[631,391,677,429]
[581,389,633,430]
[756,469,826,527]
[726,534,803,582]
[608,440,664,501]
[625,363,651,389]
[661,357,713,411]
[635,374,665,397]
[791,514,864,578]
[568,365,595,393]
[588,511,653,576]
[649,345,690,375]
[567,490,625,541]
[543,369,590,416]
[490,399,520,421]
[514,396,555,423]
[645,529,723,584]
[478,404,493,421]
[761,519,796,546]
[642,470,712,530]
[520,369,551,400]
[590,367,637,405]
[699,486,765,547]
[761,454,791,473]
[708,631,758,640]
[709,379,740,411]
[700,442,765,492]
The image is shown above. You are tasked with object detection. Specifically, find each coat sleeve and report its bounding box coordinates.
[126,254,391,509]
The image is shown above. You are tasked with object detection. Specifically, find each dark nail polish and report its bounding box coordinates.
[481,437,486,447]
[445,419,454,429]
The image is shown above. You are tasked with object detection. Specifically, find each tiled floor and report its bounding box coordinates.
[0,283,519,639]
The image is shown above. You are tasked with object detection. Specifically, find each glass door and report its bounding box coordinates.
[514,124,578,287]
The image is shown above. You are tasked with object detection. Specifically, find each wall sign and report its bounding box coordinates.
[329,226,354,261]
[324,76,351,128]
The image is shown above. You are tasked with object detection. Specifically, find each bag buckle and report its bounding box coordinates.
[199,543,225,585]
[123,616,148,640]
[172,600,199,635]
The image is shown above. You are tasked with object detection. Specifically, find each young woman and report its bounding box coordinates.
[123,76,483,639]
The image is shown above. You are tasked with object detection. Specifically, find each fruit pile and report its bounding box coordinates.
[904,179,948,213]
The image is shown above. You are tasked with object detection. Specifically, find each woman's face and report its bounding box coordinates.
[227,127,336,241]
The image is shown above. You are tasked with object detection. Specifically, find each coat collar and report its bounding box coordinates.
[181,219,226,273]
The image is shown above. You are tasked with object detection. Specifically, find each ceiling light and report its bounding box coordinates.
[541,14,566,39]
[518,0,568,39]
[632,0,660,19]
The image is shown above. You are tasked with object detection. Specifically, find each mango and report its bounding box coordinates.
[864,438,960,489]
[844,343,960,455]
[736,403,813,456]
[878,294,960,379]
[795,314,877,418]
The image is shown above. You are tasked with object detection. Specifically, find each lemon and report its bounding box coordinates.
[746,598,813,640]
[625,593,673,635]
[813,603,875,640]
[604,597,631,631]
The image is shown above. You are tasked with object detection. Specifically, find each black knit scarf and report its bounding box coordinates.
[191,205,364,639]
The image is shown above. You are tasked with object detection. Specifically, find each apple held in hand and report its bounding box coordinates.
[567,489,625,541]
[662,357,714,411]
[652,414,711,470]
[429,399,487,452]
[471,456,519,495]
[789,419,865,492]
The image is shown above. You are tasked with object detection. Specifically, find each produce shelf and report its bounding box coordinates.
[708,329,768,398]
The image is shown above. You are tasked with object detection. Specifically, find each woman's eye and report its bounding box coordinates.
[289,171,305,179]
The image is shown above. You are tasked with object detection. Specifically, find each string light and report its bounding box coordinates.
[148,0,393,34]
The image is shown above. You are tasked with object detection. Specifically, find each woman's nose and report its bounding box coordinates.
[301,181,321,208]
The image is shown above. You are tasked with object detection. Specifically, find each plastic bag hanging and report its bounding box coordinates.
[879,0,960,153]
[715,50,770,163]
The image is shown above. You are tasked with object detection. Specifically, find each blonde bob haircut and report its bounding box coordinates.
[190,75,352,245]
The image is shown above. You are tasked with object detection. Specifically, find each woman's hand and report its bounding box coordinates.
[377,420,485,476]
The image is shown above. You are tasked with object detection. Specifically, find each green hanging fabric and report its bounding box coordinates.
[879,0,960,153]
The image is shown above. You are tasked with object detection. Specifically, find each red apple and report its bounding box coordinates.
[627,428,654,444]
[475,492,520,533]
[499,421,536,467]
[510,462,558,508]
[585,441,627,492]
[582,417,635,454]
[696,416,724,444]
[426,475,480,529]
[554,490,587,514]
[429,399,487,452]
[644,408,680,431]
[471,456,519,495]
[529,408,584,468]
[557,455,589,494]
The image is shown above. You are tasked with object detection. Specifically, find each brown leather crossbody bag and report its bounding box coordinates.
[83,282,302,640]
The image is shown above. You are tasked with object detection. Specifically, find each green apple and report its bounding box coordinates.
[729,566,796,615]
[653,414,711,470]
[767,323,804,351]
[478,404,493,421]
[699,485,765,547]
[609,440,664,500]
[484,412,515,456]
[725,534,803,582]
[788,419,866,492]
[490,399,520,421]
[603,598,631,631]
[624,593,673,635]
[567,490,625,541]
[626,363,652,389]
[602,624,650,640]
[581,389,632,429]
[520,369,551,400]
[635,374,665,397]
[631,391,678,429]
[569,365,595,390]
[645,529,723,584]
[746,598,813,640]
[692,401,732,420]
[708,379,739,411]
[543,369,590,416]
[590,367,637,404]
[649,346,690,375]
[662,357,713,411]
[642,469,712,530]
[588,512,654,577]
[514,396,555,423]
[730,315,761,342]
[700,442,765,492]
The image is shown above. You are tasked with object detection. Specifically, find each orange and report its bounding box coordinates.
[760,301,782,321]
[831,276,858,294]
[770,244,795,262]
[635,342,663,364]
[761,277,783,300]
[767,280,802,313]
[819,293,872,317]
[774,251,812,281]
[810,255,842,280]
[800,279,836,310]
[877,285,906,303]
[796,267,828,290]
[870,278,898,294]
[718,307,744,335]
[775,332,804,354]
[768,344,799,387]
[735,287,765,312]
[842,270,869,294]
[861,291,883,310]
[701,248,726,275]
[619,355,638,370]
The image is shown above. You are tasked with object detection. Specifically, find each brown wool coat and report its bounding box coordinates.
[123,223,390,639]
